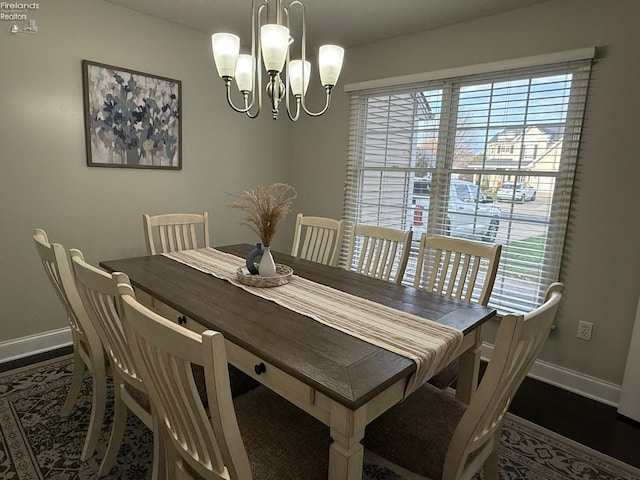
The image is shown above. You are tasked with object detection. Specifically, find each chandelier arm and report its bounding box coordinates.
[243,0,267,118]
[243,0,259,113]
[282,6,299,121]
[224,79,253,113]
[290,1,331,118]
[290,1,309,115]
[245,93,262,118]
[290,1,306,63]
[286,97,302,121]
[300,87,333,116]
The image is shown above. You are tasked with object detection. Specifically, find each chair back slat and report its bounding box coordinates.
[303,226,333,265]
[144,212,210,255]
[291,214,345,267]
[347,224,412,284]
[188,224,198,249]
[120,292,252,480]
[70,250,142,390]
[444,283,563,480]
[304,227,320,262]
[172,225,182,251]
[416,235,502,306]
[159,226,169,252]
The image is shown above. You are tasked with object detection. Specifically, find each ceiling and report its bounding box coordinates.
[104,0,550,51]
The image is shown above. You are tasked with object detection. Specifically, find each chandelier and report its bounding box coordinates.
[211,0,344,121]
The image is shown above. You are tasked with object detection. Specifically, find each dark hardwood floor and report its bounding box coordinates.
[3,348,640,469]
[0,346,73,373]
[509,374,640,469]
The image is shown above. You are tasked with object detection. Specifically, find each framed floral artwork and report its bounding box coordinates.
[82,60,182,169]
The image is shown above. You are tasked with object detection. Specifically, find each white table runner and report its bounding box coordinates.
[163,247,463,395]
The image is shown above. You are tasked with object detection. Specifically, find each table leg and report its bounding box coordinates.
[456,327,482,404]
[328,402,366,480]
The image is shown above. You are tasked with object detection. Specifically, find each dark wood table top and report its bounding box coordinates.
[101,244,495,409]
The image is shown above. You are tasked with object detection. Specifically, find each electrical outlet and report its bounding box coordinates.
[577,321,593,341]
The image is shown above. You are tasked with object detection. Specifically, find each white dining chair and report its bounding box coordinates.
[33,229,107,461]
[143,212,210,255]
[414,234,502,305]
[365,282,564,480]
[290,213,346,267]
[118,287,333,480]
[70,250,163,478]
[414,234,502,389]
[346,224,413,284]
[142,211,258,398]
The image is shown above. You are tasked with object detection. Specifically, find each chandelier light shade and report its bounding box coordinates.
[235,55,255,92]
[260,24,289,72]
[210,0,345,120]
[211,33,240,78]
[289,60,311,96]
[318,45,345,87]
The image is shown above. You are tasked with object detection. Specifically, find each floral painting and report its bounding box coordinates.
[82,60,181,169]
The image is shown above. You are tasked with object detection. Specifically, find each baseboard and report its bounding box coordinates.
[481,343,622,407]
[0,328,72,364]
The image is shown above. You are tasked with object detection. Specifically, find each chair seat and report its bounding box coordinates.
[234,386,331,480]
[365,382,466,480]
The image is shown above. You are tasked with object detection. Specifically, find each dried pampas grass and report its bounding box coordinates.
[227,183,297,247]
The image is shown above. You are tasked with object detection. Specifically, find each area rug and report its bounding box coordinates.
[1,355,639,479]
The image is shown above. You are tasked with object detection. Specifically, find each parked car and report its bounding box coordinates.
[497,182,537,202]
[411,179,501,243]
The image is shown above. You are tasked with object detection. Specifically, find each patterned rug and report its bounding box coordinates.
[1,355,639,480]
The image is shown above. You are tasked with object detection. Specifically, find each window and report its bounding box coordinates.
[523,144,538,159]
[343,55,592,314]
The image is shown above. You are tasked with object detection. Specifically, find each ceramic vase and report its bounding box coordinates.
[259,246,277,277]
[245,243,263,275]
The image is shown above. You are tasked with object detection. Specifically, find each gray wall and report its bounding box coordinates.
[0,0,293,343]
[291,0,640,388]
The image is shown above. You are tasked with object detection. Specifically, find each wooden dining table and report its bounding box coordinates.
[101,243,496,480]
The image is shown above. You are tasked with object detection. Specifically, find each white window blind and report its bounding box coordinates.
[343,58,592,314]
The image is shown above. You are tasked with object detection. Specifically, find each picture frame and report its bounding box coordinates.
[82,60,182,170]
